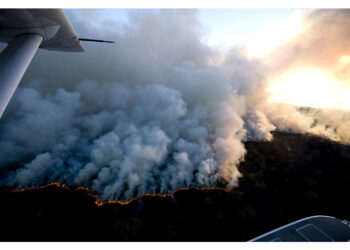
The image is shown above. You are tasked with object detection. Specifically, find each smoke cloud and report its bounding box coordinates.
[0,9,275,201]
[1,9,350,201]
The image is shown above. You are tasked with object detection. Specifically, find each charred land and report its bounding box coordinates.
[0,131,350,241]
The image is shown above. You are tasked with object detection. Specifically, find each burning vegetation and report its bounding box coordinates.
[1,131,350,241]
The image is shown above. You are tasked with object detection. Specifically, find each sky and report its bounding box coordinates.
[198,9,295,47]
[65,9,296,49]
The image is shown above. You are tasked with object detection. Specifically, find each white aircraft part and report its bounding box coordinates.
[0,25,61,43]
[0,33,43,118]
[0,9,84,52]
[0,9,86,118]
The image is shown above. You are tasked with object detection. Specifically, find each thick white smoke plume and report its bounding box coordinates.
[2,9,350,201]
[0,10,273,201]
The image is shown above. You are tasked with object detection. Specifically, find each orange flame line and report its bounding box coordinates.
[11,183,230,206]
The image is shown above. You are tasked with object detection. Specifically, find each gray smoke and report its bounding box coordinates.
[0,9,277,201]
[263,102,350,144]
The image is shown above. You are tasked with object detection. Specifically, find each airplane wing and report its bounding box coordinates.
[0,9,84,118]
[0,9,85,52]
[249,215,350,242]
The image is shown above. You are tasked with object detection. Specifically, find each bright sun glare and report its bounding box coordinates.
[268,64,350,111]
[340,55,350,64]
[243,10,350,112]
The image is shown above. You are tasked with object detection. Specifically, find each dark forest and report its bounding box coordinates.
[1,131,349,241]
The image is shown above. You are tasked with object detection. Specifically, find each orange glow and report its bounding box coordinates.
[12,183,229,207]
[12,182,69,193]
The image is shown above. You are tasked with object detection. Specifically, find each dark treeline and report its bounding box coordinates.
[1,131,350,241]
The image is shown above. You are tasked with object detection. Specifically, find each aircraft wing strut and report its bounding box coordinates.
[0,9,114,118]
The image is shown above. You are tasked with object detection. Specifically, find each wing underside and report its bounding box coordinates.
[0,9,84,52]
[0,9,84,118]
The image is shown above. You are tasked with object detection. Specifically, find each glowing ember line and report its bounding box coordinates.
[11,183,230,206]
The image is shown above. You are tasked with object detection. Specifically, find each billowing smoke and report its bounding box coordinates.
[262,102,350,144]
[0,9,274,201]
[2,9,350,201]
